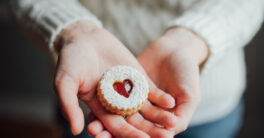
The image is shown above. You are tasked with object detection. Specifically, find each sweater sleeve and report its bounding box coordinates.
[168,0,264,74]
[10,0,103,52]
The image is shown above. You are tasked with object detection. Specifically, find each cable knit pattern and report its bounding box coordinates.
[10,0,102,51]
[168,0,264,75]
[10,0,264,126]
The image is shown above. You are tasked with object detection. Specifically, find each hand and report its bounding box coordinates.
[88,27,208,138]
[53,20,176,137]
[135,27,209,136]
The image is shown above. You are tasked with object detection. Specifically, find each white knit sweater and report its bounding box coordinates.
[11,0,264,126]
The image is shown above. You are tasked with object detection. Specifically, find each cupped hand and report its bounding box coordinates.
[88,27,208,138]
[53,21,176,137]
[135,27,209,136]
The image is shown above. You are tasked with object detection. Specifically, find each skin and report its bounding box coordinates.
[53,20,181,138]
[88,27,209,137]
[135,27,209,136]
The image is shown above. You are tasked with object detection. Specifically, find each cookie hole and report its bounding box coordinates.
[113,79,133,98]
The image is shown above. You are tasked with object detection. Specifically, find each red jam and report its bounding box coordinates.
[113,79,133,98]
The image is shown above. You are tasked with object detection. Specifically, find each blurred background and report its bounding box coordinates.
[0,0,264,138]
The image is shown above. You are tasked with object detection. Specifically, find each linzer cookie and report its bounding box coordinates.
[97,65,149,116]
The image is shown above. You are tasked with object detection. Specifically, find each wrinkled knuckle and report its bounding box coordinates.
[169,117,177,128]
[54,72,61,86]
[54,71,76,90]
[54,74,68,88]
[54,75,62,84]
[161,112,173,124]
[54,77,63,91]
[116,123,127,131]
[163,114,172,123]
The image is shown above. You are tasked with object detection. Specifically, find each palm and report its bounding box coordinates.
[154,52,200,99]
[57,29,142,102]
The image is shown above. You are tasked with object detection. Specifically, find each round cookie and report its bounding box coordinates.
[97,65,149,116]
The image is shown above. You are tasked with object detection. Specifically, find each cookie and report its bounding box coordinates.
[97,65,149,116]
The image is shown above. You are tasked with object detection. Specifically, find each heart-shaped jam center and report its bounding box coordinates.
[113,79,133,98]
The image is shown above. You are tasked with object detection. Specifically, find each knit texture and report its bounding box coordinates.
[10,0,102,51]
[168,0,264,75]
[11,0,264,126]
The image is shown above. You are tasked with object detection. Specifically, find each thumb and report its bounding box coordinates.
[54,71,84,135]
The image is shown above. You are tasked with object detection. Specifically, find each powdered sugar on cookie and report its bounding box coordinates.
[98,65,149,111]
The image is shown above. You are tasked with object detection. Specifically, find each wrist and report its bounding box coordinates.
[162,27,209,65]
[53,20,101,55]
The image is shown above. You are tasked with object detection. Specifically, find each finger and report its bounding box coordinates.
[95,130,113,138]
[86,97,150,138]
[87,120,104,136]
[172,100,198,134]
[148,80,175,109]
[169,68,200,134]
[54,72,84,135]
[127,113,174,138]
[140,101,177,129]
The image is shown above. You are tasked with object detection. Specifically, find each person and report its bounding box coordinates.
[10,0,264,138]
